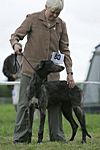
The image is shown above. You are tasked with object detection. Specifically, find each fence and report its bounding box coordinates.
[0,81,20,85]
[0,81,20,104]
[0,81,100,112]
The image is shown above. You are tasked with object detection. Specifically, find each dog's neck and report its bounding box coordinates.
[35,70,48,81]
[27,70,48,101]
[33,72,47,84]
[31,72,47,98]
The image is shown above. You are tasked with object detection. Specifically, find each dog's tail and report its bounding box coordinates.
[86,131,91,138]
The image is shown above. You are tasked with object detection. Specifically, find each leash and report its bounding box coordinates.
[15,53,21,71]
[19,52,36,71]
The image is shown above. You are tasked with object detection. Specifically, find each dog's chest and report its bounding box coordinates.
[31,96,38,105]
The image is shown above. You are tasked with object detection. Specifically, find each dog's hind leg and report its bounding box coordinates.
[73,106,91,143]
[37,109,46,143]
[62,104,78,141]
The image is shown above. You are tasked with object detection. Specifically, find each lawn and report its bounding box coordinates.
[0,104,100,150]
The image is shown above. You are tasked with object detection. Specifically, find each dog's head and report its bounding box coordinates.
[35,60,64,76]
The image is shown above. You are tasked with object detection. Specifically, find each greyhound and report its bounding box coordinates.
[27,60,91,144]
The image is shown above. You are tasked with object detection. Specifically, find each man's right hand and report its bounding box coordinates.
[14,43,22,54]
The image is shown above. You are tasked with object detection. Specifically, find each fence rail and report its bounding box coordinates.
[0,81,20,85]
[0,80,100,112]
[0,81,100,85]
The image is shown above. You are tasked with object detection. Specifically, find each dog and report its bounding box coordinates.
[27,60,91,144]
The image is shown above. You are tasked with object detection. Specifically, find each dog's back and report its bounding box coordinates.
[39,80,82,107]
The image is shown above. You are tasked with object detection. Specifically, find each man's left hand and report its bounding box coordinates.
[67,73,75,88]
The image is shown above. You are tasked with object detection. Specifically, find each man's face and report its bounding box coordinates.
[46,8,61,21]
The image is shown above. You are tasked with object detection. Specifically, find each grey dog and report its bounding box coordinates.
[27,60,91,143]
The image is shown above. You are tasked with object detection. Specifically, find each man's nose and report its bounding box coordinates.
[53,13,57,17]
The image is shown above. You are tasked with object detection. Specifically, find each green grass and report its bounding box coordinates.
[0,104,100,150]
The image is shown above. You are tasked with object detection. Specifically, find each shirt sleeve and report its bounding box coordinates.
[59,20,73,73]
[9,14,32,49]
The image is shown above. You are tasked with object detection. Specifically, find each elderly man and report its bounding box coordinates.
[10,0,75,143]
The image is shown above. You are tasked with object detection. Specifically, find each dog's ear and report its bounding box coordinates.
[35,61,45,70]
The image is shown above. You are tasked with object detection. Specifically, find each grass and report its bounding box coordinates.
[0,104,100,150]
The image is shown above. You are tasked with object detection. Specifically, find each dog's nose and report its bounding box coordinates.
[61,66,65,71]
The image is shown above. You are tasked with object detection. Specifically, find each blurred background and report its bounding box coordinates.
[0,0,100,81]
[0,0,100,112]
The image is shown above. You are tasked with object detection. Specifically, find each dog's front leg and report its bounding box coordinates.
[37,109,46,143]
[37,84,48,143]
[28,103,35,142]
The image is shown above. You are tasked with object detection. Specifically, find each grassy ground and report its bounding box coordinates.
[0,104,100,150]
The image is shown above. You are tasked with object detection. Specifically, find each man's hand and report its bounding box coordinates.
[67,73,75,88]
[14,43,22,54]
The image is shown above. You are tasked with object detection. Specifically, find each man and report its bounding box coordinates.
[10,0,75,143]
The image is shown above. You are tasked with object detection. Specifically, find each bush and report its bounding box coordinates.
[0,85,12,97]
